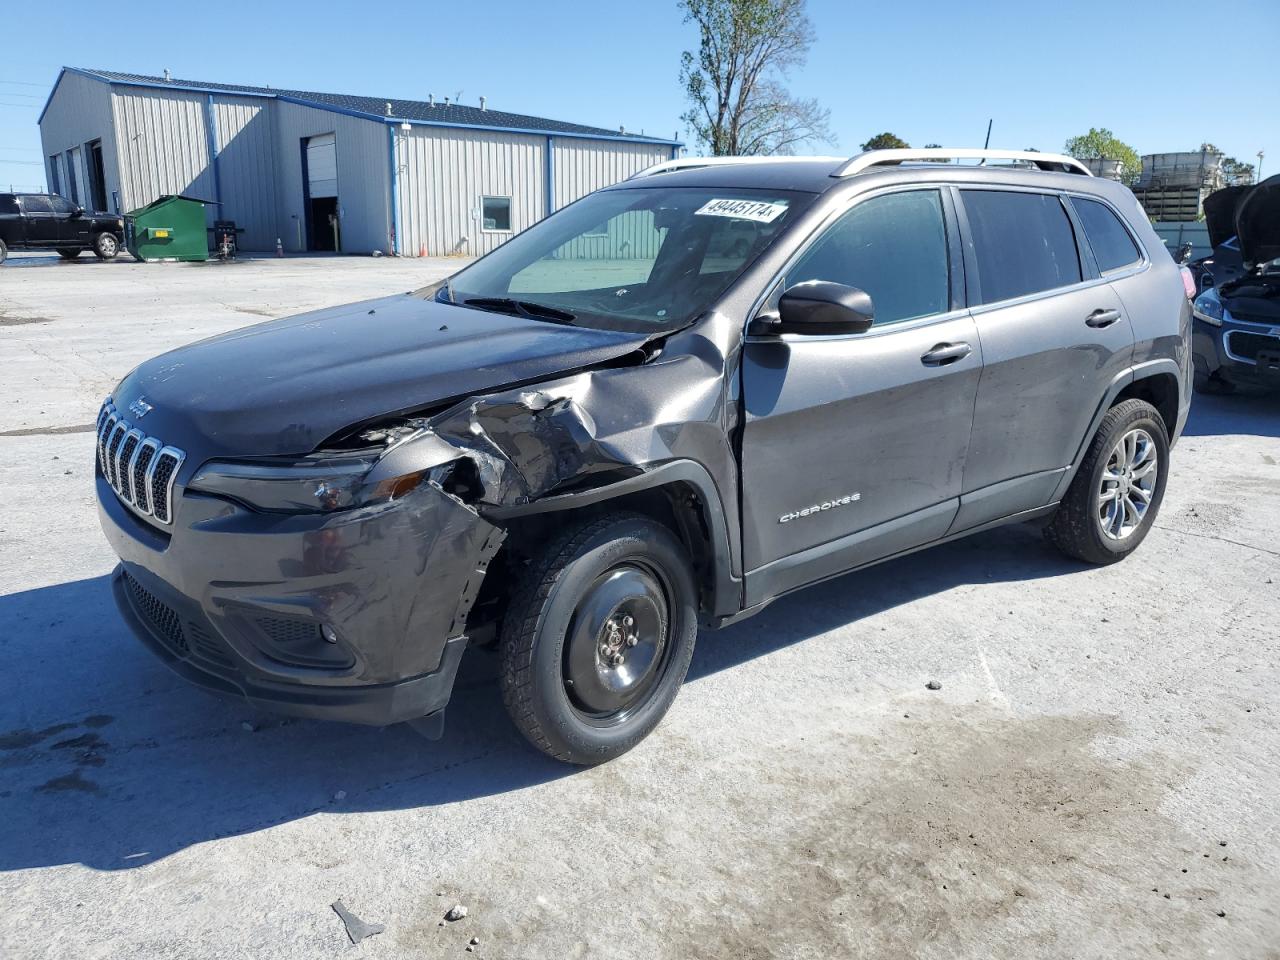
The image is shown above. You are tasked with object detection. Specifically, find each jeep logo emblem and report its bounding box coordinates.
[128,396,153,419]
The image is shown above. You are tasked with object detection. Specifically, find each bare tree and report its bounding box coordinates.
[679,0,832,156]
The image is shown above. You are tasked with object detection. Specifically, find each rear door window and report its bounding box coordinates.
[961,190,1082,304]
[20,195,52,215]
[1073,196,1141,272]
[785,189,950,326]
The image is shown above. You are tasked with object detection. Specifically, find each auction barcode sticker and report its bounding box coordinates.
[694,198,789,223]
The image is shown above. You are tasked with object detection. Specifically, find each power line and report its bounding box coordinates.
[0,79,47,87]
[0,101,40,109]
[0,160,44,166]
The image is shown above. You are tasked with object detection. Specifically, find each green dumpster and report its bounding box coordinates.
[125,195,211,262]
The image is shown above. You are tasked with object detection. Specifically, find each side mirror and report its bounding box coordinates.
[771,281,874,335]
[72,205,84,218]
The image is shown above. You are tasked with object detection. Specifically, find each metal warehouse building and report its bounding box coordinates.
[38,67,681,256]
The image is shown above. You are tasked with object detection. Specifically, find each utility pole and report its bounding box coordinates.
[1258,150,1265,181]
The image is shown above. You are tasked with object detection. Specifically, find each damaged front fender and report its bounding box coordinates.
[360,328,744,617]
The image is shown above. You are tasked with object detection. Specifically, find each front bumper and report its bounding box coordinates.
[98,472,503,727]
[1193,316,1280,387]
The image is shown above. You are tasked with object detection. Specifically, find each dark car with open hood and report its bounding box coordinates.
[1191,174,1280,393]
[97,148,1192,764]
[0,192,124,263]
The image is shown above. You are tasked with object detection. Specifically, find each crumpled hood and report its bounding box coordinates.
[1235,173,1280,267]
[114,293,651,461]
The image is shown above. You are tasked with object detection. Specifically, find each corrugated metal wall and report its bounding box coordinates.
[212,96,279,251]
[395,127,545,258]
[274,102,390,254]
[38,72,121,211]
[552,139,670,210]
[111,87,216,214]
[41,73,679,259]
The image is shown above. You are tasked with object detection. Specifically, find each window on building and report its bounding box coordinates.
[481,196,512,232]
[784,189,950,326]
[1073,196,1141,273]
[64,151,79,204]
[961,190,1082,304]
[48,157,61,196]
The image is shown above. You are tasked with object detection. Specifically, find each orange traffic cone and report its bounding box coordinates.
[418,243,427,258]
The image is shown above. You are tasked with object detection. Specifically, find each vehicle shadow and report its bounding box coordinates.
[0,521,1079,874]
[1181,390,1279,439]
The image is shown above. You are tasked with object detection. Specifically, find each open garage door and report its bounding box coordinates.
[304,133,339,251]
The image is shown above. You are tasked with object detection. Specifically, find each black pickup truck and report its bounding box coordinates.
[0,192,124,264]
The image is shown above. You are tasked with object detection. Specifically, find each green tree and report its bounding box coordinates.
[1063,128,1140,185]
[861,132,910,151]
[679,0,832,156]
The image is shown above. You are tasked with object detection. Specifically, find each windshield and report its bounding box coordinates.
[438,186,813,332]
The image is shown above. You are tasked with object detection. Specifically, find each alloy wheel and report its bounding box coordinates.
[1097,427,1159,541]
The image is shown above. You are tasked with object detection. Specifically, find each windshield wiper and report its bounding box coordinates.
[462,297,577,324]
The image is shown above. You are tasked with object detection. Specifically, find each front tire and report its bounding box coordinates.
[92,232,119,260]
[1044,399,1169,565]
[499,512,698,765]
[0,238,7,265]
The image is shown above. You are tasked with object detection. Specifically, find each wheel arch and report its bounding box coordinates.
[1052,360,1183,503]
[481,461,742,626]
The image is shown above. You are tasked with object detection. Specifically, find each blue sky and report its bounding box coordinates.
[2,0,1277,193]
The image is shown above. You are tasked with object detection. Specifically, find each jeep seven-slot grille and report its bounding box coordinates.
[97,400,186,526]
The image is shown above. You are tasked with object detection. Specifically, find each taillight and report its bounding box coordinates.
[1179,266,1196,299]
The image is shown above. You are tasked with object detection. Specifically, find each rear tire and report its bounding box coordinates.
[1044,399,1169,565]
[0,238,7,265]
[499,512,698,765]
[92,232,119,260]
[57,248,83,261]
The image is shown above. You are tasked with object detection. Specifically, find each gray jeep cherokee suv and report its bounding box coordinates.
[96,148,1192,764]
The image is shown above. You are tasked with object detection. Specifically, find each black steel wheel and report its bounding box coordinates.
[500,512,697,765]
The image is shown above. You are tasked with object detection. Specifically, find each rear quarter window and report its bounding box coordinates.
[1073,196,1142,272]
[0,195,18,215]
[961,190,1082,304]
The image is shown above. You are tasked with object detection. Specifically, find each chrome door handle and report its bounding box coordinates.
[1086,308,1122,328]
[920,342,972,366]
